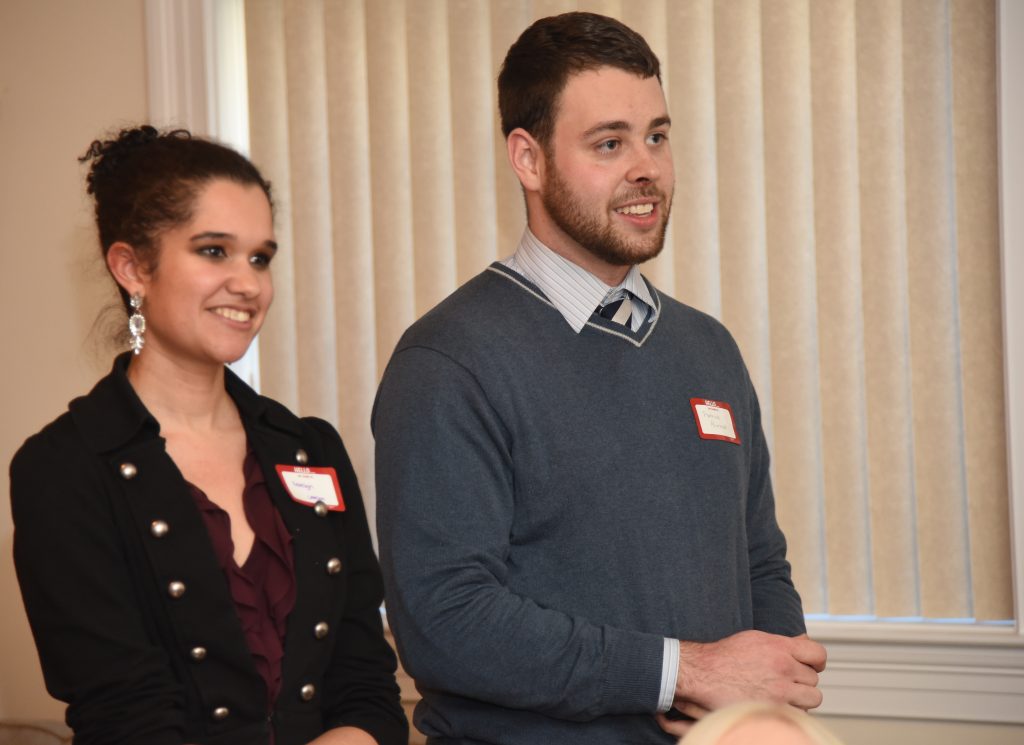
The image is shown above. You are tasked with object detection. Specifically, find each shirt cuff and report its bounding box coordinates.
[657,637,680,712]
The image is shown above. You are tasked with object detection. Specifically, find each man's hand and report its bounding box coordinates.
[675,630,826,711]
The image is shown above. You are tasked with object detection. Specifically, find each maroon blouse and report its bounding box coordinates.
[187,449,297,710]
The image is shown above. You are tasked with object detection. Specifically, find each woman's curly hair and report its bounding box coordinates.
[80,125,272,311]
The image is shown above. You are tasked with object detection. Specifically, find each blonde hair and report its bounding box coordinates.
[678,702,845,745]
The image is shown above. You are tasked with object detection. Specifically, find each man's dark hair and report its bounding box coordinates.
[497,12,661,147]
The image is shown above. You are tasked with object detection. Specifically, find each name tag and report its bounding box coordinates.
[275,465,346,511]
[689,398,741,444]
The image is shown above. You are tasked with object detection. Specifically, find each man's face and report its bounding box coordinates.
[536,66,674,277]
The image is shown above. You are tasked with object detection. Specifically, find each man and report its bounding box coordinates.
[373,12,825,745]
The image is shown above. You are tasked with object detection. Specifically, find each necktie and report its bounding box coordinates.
[599,293,633,328]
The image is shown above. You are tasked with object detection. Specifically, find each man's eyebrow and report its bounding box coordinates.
[582,120,630,139]
[581,115,672,139]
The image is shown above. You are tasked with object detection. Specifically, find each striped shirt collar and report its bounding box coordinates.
[503,228,658,333]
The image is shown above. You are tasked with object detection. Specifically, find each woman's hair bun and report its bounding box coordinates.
[79,125,190,196]
[80,123,272,287]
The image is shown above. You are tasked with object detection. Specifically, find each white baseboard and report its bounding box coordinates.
[814,625,1024,723]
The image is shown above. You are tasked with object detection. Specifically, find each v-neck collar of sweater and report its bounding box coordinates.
[486,263,662,349]
[502,228,659,334]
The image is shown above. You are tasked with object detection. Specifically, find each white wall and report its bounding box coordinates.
[0,0,148,719]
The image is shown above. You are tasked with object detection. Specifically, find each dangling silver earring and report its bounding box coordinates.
[128,293,146,355]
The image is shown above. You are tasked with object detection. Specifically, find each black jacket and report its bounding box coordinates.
[10,354,407,745]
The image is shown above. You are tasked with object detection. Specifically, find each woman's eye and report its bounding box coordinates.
[198,245,227,259]
[250,252,273,269]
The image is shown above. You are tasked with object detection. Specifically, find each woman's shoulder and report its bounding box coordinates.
[10,357,152,497]
[226,372,350,466]
[9,404,113,531]
[229,376,341,443]
[11,407,82,474]
[293,415,351,472]
[11,373,115,474]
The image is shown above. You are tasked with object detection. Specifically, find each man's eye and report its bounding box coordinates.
[648,132,667,145]
[597,140,620,152]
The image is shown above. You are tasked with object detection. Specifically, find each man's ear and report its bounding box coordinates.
[105,242,147,298]
[506,128,545,193]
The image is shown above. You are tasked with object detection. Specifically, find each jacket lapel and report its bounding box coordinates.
[228,371,342,700]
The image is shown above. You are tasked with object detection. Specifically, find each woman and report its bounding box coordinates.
[10,126,408,745]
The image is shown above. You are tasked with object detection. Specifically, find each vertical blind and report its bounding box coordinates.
[244,0,1010,621]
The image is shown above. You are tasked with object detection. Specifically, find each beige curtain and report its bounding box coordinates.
[244,0,1010,621]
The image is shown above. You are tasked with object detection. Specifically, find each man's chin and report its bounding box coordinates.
[590,237,666,267]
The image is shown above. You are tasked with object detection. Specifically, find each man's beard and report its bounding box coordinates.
[541,162,672,267]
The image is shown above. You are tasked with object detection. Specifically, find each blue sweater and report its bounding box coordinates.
[373,265,805,745]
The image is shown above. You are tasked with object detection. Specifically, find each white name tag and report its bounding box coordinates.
[275,465,346,511]
[689,398,741,444]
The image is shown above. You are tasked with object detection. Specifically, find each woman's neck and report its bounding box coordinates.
[125,349,236,434]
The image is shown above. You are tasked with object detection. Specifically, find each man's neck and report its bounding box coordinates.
[526,216,631,286]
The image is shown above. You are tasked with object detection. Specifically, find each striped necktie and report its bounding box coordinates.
[599,292,634,327]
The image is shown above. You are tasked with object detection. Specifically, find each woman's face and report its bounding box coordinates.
[135,179,276,367]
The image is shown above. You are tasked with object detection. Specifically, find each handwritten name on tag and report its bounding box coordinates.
[689,398,741,445]
[275,465,346,511]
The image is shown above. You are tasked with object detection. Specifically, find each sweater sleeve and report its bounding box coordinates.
[10,430,187,745]
[742,380,808,636]
[373,346,664,722]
